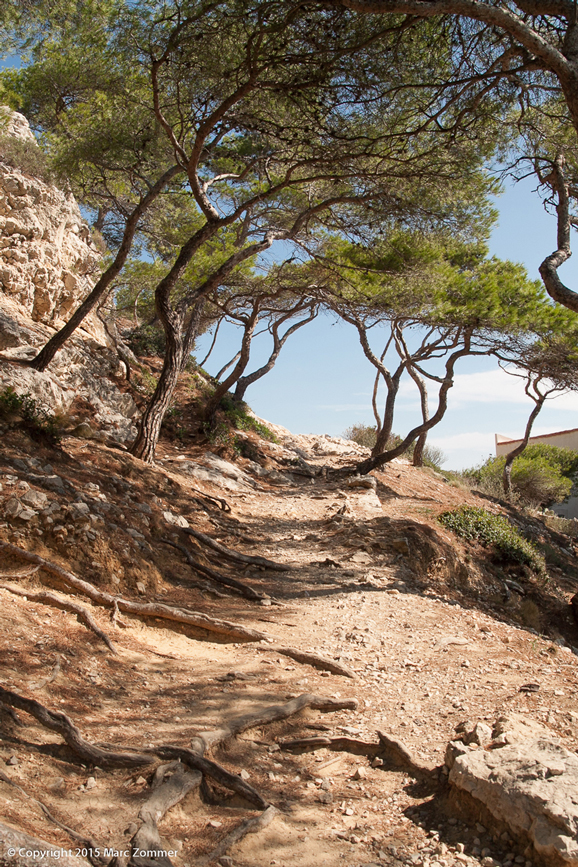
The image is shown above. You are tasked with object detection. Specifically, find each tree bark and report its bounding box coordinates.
[203,309,259,419]
[131,322,185,462]
[502,392,547,497]
[538,154,578,313]
[130,234,278,463]
[408,364,430,466]
[233,305,316,402]
[356,329,477,473]
[27,165,181,371]
[372,366,404,455]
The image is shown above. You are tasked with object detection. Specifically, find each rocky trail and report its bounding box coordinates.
[0,422,577,867]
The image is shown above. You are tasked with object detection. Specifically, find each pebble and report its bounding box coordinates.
[85,776,96,790]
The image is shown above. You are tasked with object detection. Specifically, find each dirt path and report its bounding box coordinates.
[1,431,577,867]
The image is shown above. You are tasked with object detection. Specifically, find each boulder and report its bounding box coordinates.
[449,737,578,866]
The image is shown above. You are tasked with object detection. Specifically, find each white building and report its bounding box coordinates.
[495,428,578,518]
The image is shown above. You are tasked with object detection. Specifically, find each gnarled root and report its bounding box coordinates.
[0,583,116,653]
[197,806,277,866]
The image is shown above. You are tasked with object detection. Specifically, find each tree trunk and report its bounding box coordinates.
[356,331,476,474]
[131,327,185,463]
[371,369,403,456]
[203,312,259,419]
[233,306,316,402]
[502,394,546,498]
[408,365,430,467]
[27,164,181,371]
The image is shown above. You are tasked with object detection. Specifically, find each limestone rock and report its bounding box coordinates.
[449,738,578,866]
[347,475,377,490]
[163,511,189,529]
[492,713,550,747]
[0,108,100,326]
[0,108,139,443]
[169,452,257,492]
[0,308,21,349]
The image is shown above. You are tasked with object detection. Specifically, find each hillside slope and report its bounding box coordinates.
[0,412,577,867]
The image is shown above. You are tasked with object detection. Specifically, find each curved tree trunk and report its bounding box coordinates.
[131,235,276,463]
[27,164,181,371]
[233,306,316,403]
[356,330,477,474]
[408,365,430,467]
[502,394,547,498]
[371,369,403,456]
[538,154,578,313]
[131,324,185,462]
[203,313,258,419]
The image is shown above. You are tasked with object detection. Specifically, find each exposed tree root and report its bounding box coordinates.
[277,728,436,780]
[0,768,105,865]
[0,583,116,653]
[131,762,202,867]
[0,686,363,862]
[148,746,269,810]
[161,539,265,601]
[191,693,359,753]
[0,686,152,768]
[0,687,270,808]
[182,527,291,571]
[260,644,356,678]
[0,544,269,642]
[188,487,231,512]
[377,730,437,779]
[278,735,379,755]
[197,806,277,866]
[0,564,40,578]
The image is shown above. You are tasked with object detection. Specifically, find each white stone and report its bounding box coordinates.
[449,739,578,866]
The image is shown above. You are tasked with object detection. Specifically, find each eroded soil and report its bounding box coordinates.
[1,427,577,867]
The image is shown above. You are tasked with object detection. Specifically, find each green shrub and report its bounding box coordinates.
[126,324,166,357]
[471,444,578,506]
[438,505,545,573]
[0,134,55,184]
[0,387,61,445]
[218,394,277,442]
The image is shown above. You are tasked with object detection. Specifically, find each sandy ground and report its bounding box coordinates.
[0,430,577,867]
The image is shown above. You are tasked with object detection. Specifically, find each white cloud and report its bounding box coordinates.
[398,368,578,411]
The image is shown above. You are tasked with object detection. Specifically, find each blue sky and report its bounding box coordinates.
[195,177,578,470]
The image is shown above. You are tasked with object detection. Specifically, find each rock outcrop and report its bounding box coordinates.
[0,106,100,325]
[0,107,138,443]
[447,714,578,867]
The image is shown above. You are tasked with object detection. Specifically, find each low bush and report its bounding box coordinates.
[343,423,378,449]
[438,505,545,573]
[218,394,277,442]
[0,134,55,184]
[0,387,61,445]
[469,444,578,506]
[126,324,166,357]
[342,423,446,469]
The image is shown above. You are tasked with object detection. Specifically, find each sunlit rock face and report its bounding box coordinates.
[0,106,100,325]
[0,108,139,444]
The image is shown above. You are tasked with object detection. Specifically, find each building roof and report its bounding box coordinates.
[495,426,578,445]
